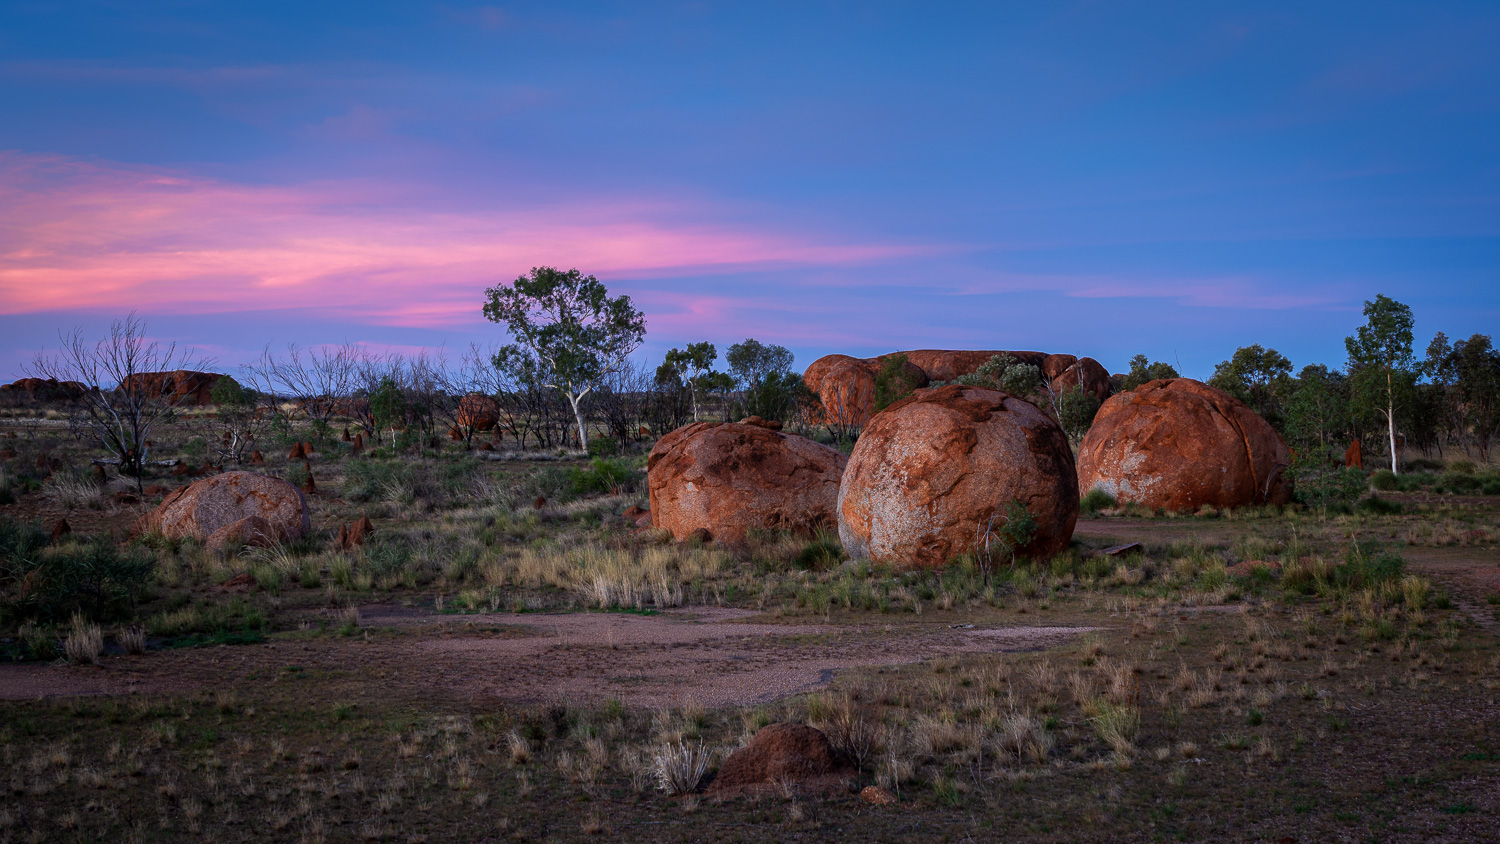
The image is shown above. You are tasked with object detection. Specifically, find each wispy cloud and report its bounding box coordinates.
[0,152,936,327]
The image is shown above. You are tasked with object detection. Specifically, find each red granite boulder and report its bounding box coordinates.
[647,421,848,542]
[1077,379,1293,512]
[838,385,1078,568]
[132,471,310,548]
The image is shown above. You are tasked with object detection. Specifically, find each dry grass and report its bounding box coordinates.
[651,741,712,796]
[63,614,103,664]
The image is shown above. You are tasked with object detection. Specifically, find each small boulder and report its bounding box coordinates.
[706,724,844,795]
[113,490,140,505]
[1077,379,1293,512]
[50,518,71,542]
[218,572,256,592]
[143,485,171,496]
[647,421,848,543]
[860,785,897,805]
[132,471,310,548]
[478,442,495,452]
[838,385,1078,568]
[171,462,192,477]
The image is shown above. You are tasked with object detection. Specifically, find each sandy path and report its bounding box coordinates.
[0,608,1094,708]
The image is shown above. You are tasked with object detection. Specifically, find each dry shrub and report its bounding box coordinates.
[64,614,103,664]
[651,741,712,796]
[812,691,885,770]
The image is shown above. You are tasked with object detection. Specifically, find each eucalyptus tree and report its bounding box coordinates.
[483,267,646,450]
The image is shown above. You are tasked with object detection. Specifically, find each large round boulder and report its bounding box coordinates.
[838,385,1079,568]
[456,393,500,432]
[132,471,310,550]
[802,355,878,430]
[647,421,848,542]
[1050,357,1112,400]
[1077,378,1293,511]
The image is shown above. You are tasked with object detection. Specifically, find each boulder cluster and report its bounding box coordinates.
[802,349,1110,429]
[646,353,1295,569]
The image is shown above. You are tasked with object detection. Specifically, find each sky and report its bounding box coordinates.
[1,1,1498,382]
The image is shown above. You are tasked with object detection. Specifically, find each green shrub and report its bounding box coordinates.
[1,523,155,624]
[794,532,844,571]
[872,353,920,412]
[1080,488,1116,516]
[1355,495,1402,516]
[566,458,639,498]
[587,435,619,458]
[1448,459,1475,475]
[1369,469,1397,491]
[1440,472,1482,494]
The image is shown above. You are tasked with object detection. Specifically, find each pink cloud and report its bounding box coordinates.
[0,152,934,326]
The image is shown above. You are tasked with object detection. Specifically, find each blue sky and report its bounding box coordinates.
[1,1,1496,381]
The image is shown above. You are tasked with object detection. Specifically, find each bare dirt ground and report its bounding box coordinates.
[0,607,1095,707]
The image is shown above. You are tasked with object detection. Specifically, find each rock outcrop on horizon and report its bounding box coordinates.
[118,370,225,406]
[802,349,1111,429]
[837,384,1079,569]
[1076,378,1293,512]
[647,420,848,542]
[0,377,91,403]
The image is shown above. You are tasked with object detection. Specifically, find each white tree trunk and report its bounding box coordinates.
[1387,406,1398,474]
[1385,369,1398,474]
[569,394,588,450]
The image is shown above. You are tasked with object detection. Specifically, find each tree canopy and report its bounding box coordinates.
[483,267,646,449]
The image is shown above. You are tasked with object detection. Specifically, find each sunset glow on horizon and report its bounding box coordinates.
[2,3,1497,381]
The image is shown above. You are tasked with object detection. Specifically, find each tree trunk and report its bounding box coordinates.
[1387,405,1398,474]
[569,395,588,450]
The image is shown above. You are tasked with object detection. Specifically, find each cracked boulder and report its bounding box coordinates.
[646,421,848,542]
[837,385,1078,568]
[132,471,310,549]
[1077,378,1293,512]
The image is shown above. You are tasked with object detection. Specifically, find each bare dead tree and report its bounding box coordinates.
[28,314,209,490]
[274,342,358,429]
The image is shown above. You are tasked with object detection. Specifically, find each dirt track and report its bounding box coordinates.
[0,608,1096,707]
